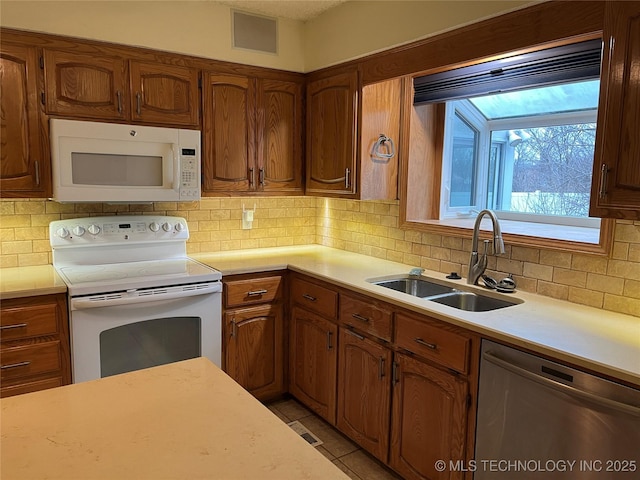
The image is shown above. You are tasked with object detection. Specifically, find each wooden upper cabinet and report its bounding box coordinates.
[43,50,199,126]
[0,43,49,197]
[44,50,128,120]
[306,71,358,196]
[202,74,255,193]
[257,79,303,193]
[202,74,303,195]
[590,1,640,219]
[129,61,199,127]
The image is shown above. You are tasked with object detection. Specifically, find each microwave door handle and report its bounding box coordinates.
[172,144,180,193]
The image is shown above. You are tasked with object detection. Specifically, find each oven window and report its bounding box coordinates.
[71,152,163,186]
[100,317,201,378]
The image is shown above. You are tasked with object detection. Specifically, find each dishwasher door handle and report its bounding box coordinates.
[483,351,640,417]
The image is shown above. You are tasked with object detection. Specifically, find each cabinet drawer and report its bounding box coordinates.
[339,293,393,341]
[394,313,470,373]
[291,277,338,319]
[1,377,63,398]
[225,276,283,307]
[0,342,61,380]
[0,303,59,341]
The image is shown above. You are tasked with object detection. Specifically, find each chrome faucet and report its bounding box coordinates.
[467,209,505,285]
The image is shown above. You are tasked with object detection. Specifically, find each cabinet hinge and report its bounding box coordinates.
[39,56,44,69]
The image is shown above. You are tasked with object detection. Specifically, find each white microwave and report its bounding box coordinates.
[50,119,201,203]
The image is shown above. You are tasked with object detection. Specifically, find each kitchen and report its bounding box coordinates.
[1,1,639,479]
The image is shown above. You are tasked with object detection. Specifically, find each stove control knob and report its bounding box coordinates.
[72,226,86,237]
[175,222,185,232]
[56,227,69,238]
[149,222,160,232]
[162,222,173,232]
[87,224,101,235]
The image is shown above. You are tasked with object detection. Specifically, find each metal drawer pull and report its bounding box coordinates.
[247,289,268,296]
[0,323,28,330]
[326,331,333,350]
[351,313,370,323]
[414,338,438,350]
[302,294,317,302]
[1,361,31,370]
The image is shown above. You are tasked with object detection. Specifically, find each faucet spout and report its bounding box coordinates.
[468,209,505,285]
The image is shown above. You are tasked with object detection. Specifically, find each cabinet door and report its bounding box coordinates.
[43,49,128,120]
[256,79,303,193]
[289,307,338,424]
[129,61,199,127]
[590,2,640,219]
[0,43,49,197]
[337,328,392,462]
[225,304,284,401]
[306,71,358,196]
[390,353,469,480]
[202,74,256,193]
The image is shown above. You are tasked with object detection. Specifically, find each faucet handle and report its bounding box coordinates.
[409,267,425,276]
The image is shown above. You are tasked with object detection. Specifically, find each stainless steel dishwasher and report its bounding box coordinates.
[474,340,640,479]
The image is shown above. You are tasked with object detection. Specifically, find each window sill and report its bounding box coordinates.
[400,217,614,255]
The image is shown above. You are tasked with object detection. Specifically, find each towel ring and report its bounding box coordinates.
[371,134,396,160]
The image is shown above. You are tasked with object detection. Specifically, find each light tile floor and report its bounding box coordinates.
[267,398,402,480]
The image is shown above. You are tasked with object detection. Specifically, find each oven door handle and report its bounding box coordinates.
[70,283,222,310]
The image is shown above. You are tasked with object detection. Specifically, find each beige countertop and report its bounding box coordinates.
[0,357,350,480]
[0,264,67,299]
[193,245,640,387]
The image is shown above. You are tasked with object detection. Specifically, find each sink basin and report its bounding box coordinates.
[371,276,456,298]
[429,291,517,312]
[368,275,521,312]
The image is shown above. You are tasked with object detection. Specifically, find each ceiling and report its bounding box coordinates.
[218,0,348,21]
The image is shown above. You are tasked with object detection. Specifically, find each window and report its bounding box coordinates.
[408,39,606,246]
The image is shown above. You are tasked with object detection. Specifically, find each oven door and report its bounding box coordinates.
[69,283,221,383]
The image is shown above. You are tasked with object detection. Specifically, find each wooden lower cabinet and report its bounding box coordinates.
[337,328,392,462]
[289,306,338,424]
[224,304,284,402]
[390,353,470,480]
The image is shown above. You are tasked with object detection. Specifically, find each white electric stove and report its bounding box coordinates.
[50,215,222,383]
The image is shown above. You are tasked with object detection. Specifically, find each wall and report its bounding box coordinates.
[0,1,306,72]
[317,198,640,317]
[303,0,534,71]
[2,197,638,317]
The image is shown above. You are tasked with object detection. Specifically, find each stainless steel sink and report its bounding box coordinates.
[428,291,517,312]
[368,275,521,312]
[370,277,456,298]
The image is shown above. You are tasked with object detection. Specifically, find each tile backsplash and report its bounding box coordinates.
[1,197,639,317]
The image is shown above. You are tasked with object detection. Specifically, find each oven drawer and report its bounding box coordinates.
[339,293,393,341]
[0,303,59,341]
[395,313,470,373]
[0,341,62,380]
[225,275,283,308]
[291,277,338,319]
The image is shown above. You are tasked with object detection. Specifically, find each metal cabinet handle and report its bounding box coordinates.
[415,338,438,350]
[326,331,334,350]
[392,361,399,385]
[599,163,609,198]
[136,92,142,116]
[352,313,370,323]
[302,294,317,302]
[230,319,237,338]
[249,168,255,186]
[345,168,351,189]
[0,323,28,330]
[34,161,40,186]
[379,357,386,380]
[259,167,265,187]
[247,289,268,296]
[371,134,396,159]
[116,90,123,114]
[1,361,31,370]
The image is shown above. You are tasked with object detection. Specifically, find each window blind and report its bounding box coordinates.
[413,39,602,105]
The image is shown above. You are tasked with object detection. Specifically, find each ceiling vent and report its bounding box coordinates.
[232,10,278,55]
